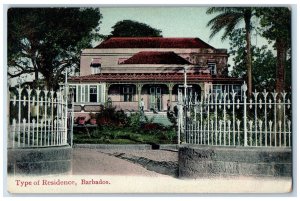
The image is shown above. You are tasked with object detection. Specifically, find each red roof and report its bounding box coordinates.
[95,37,215,49]
[69,73,242,83]
[121,51,190,65]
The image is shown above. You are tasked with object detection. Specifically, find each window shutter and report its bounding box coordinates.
[85,85,89,102]
[75,85,79,102]
[78,85,82,102]
[101,84,106,102]
[97,85,101,102]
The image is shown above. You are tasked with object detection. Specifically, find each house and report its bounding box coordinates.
[68,37,243,119]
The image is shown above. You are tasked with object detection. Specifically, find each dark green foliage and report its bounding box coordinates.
[8,8,102,89]
[257,7,291,45]
[256,7,291,92]
[206,7,252,41]
[127,112,143,132]
[227,8,292,92]
[109,20,162,37]
[229,29,277,91]
[73,125,176,144]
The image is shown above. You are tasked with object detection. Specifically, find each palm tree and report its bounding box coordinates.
[206,7,253,96]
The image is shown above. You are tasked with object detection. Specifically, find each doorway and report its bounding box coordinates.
[149,87,162,111]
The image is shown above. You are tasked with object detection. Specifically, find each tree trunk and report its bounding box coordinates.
[275,38,287,93]
[244,10,252,97]
[34,68,39,88]
[42,70,55,90]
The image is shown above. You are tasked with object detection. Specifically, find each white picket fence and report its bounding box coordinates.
[178,83,292,147]
[8,86,69,148]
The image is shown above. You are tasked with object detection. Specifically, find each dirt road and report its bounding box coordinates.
[71,147,292,193]
[72,148,176,177]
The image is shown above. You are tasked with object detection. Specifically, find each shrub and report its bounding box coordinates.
[95,106,128,127]
[167,111,177,128]
[127,112,142,132]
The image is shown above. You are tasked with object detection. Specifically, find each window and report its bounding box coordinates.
[69,86,76,102]
[209,84,242,102]
[89,86,97,102]
[212,85,222,95]
[80,85,86,102]
[90,58,101,74]
[69,84,105,103]
[232,85,242,100]
[123,86,134,102]
[208,63,216,75]
[91,67,100,74]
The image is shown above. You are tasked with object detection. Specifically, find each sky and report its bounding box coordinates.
[97,6,269,68]
[98,7,231,49]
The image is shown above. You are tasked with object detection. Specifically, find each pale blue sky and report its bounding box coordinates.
[98,7,231,49]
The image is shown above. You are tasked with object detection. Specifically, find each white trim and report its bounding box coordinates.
[69,83,106,104]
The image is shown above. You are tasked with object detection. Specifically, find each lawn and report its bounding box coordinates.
[73,125,177,144]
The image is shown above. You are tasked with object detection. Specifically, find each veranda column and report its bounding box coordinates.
[137,83,143,111]
[199,83,205,97]
[168,83,174,103]
[105,83,111,104]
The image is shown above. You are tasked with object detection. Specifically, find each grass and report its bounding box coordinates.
[73,125,176,144]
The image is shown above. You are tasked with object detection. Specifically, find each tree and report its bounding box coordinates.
[8,8,102,90]
[229,29,277,91]
[206,7,254,96]
[257,7,291,93]
[109,20,162,37]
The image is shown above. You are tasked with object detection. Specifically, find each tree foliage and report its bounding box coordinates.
[206,7,254,95]
[258,8,291,46]
[8,8,102,89]
[109,20,162,37]
[229,29,277,91]
[256,7,291,92]
[206,7,250,41]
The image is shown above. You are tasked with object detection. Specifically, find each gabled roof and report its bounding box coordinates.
[95,37,215,49]
[120,51,191,65]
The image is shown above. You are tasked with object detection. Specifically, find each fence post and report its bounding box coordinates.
[241,82,248,146]
[64,86,68,145]
[177,115,180,145]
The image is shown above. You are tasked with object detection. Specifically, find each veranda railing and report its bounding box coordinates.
[178,83,292,147]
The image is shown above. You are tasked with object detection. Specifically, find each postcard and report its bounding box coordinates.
[5,5,293,194]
